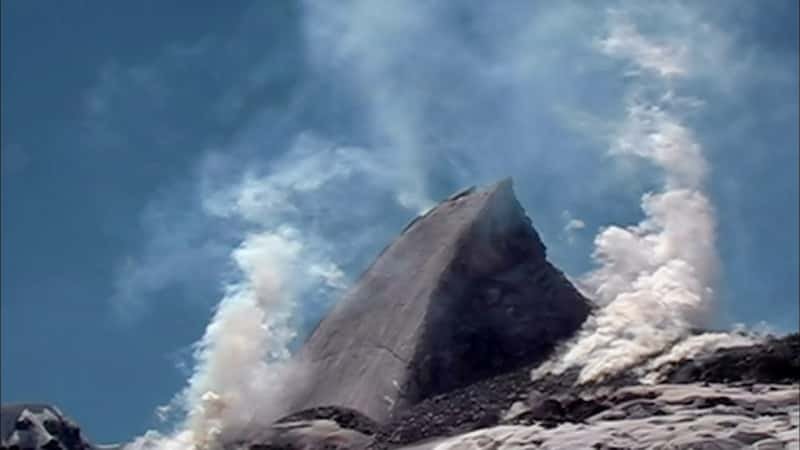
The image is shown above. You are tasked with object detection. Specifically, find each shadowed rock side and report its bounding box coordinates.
[664,333,800,385]
[293,179,592,423]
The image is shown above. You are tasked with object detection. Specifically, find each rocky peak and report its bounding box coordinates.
[1,404,93,450]
[293,178,592,423]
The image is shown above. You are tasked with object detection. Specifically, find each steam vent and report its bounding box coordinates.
[294,178,592,423]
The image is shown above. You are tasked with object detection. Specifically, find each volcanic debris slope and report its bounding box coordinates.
[262,334,799,450]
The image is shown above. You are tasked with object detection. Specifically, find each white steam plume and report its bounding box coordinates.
[534,13,754,384]
[179,228,315,444]
[126,228,340,450]
[126,132,424,450]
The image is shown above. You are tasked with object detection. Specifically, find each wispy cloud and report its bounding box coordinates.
[565,219,586,232]
[598,12,688,78]
[109,198,231,321]
[561,210,587,245]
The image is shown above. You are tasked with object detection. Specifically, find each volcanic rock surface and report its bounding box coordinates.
[0,403,97,450]
[368,333,799,448]
[248,334,798,449]
[664,333,800,385]
[428,382,799,450]
[292,179,592,423]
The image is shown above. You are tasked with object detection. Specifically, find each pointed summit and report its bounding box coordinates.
[294,179,591,422]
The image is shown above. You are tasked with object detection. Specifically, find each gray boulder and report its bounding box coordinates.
[293,178,592,423]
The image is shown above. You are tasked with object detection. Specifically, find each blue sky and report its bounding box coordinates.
[1,0,797,444]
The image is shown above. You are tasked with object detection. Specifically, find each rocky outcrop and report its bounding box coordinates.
[293,179,592,423]
[664,333,800,385]
[0,404,94,450]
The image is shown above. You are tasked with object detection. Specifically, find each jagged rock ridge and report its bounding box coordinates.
[293,179,592,423]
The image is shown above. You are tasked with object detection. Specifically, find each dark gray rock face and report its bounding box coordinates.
[0,404,93,450]
[293,179,592,423]
[664,333,800,385]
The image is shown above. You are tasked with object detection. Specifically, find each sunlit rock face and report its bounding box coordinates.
[293,179,592,423]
